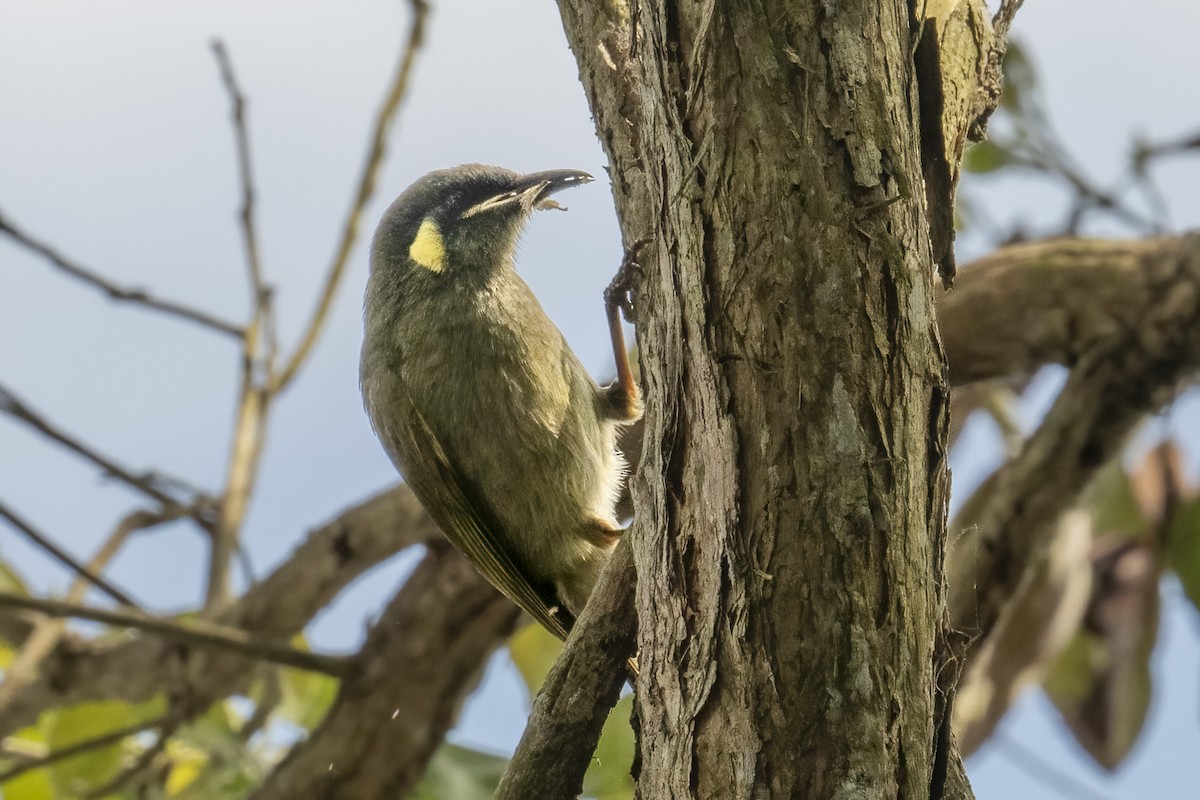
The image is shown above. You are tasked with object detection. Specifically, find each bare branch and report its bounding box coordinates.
[271,0,430,394]
[938,237,1174,386]
[0,381,202,511]
[0,592,350,678]
[205,370,269,611]
[0,483,435,738]
[0,508,177,717]
[949,233,1200,647]
[496,536,637,800]
[252,543,519,799]
[0,210,243,338]
[210,39,268,303]
[0,501,138,607]
[991,0,1026,41]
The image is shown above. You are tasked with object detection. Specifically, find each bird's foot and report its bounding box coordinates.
[604,236,651,324]
[604,236,650,422]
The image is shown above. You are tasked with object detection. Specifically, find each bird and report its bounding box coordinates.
[360,164,641,639]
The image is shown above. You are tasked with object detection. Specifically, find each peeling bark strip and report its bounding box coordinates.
[562,2,953,797]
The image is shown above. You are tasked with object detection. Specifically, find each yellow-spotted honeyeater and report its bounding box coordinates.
[360,165,641,638]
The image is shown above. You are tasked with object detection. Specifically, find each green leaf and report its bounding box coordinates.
[42,701,140,796]
[962,141,1011,174]
[277,667,339,731]
[412,743,509,800]
[1042,633,1095,710]
[0,727,53,800]
[583,695,636,800]
[163,737,209,796]
[270,634,338,731]
[508,624,563,703]
[167,714,265,799]
[1001,40,1037,112]
[2,765,55,800]
[1082,461,1148,540]
[1166,498,1200,612]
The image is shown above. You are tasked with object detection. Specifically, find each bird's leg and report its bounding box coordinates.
[603,237,650,421]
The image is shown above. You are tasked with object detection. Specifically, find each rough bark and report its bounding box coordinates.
[560,2,954,797]
[496,537,637,799]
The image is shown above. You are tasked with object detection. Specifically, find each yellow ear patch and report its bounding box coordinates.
[409,218,446,273]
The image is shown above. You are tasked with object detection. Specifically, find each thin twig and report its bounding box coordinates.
[0,381,197,510]
[0,713,176,785]
[271,0,431,394]
[0,508,187,717]
[0,210,243,338]
[0,592,351,678]
[204,41,276,612]
[204,317,270,611]
[0,501,138,607]
[991,0,1026,41]
[210,40,268,308]
[0,483,434,740]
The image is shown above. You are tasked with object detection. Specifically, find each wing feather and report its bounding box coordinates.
[388,390,574,641]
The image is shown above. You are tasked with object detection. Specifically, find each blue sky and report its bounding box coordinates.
[2,2,1198,798]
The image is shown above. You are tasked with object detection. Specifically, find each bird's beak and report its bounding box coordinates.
[461,169,593,219]
[516,169,594,204]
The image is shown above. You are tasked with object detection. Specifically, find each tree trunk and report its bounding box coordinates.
[559,2,963,797]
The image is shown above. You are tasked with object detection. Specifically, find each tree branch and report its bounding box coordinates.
[939,237,1173,386]
[210,39,267,302]
[0,381,204,511]
[0,210,243,338]
[0,592,350,677]
[948,233,1200,644]
[271,0,430,394]
[0,501,138,607]
[0,712,176,786]
[252,543,520,800]
[496,535,637,800]
[0,508,178,718]
[0,484,436,737]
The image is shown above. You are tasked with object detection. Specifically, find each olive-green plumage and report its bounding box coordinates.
[360,164,638,637]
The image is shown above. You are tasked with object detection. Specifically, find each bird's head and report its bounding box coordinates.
[370,164,592,286]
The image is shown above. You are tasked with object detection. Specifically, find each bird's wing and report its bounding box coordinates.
[389,391,574,641]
